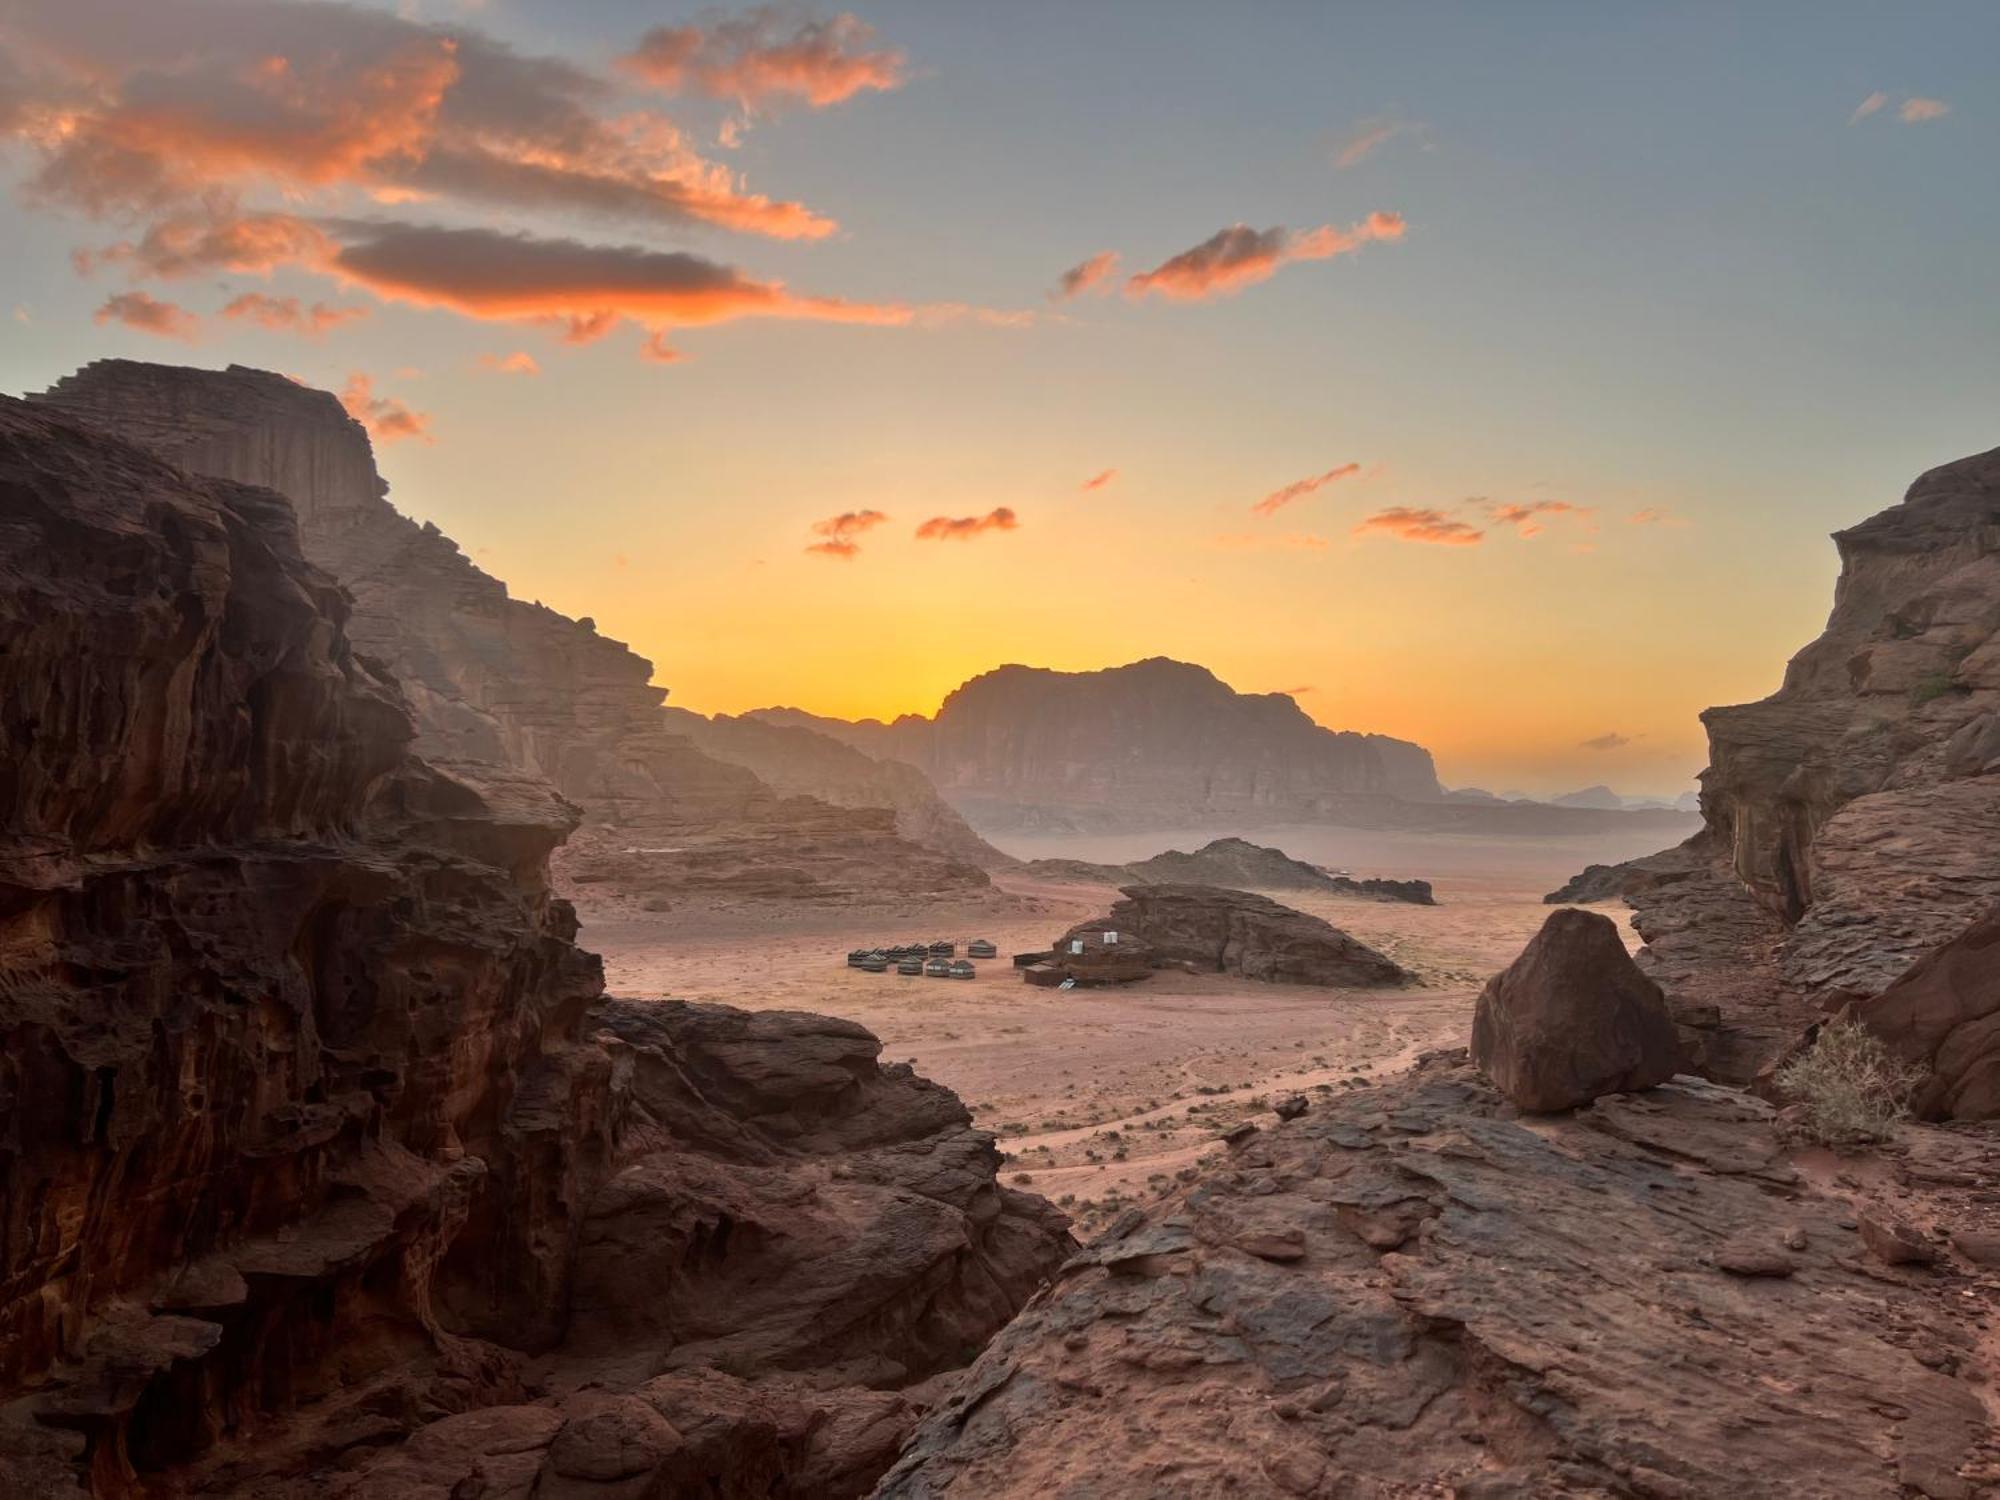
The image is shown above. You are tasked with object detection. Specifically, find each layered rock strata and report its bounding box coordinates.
[0,397,1068,1497]
[30,359,994,910]
[875,1058,1992,1498]
[1553,443,2000,1092]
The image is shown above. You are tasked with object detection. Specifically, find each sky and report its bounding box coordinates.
[1,0,1996,797]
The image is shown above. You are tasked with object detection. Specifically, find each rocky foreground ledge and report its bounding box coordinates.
[876,1056,2000,1498]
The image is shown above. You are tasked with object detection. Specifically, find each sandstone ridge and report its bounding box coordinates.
[1551,442,2000,1100]
[30,359,996,911]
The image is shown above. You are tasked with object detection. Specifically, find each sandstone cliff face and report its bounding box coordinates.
[0,398,1068,1496]
[1701,446,2000,999]
[1558,444,2000,1090]
[30,360,993,909]
[0,393,603,1484]
[754,658,1443,834]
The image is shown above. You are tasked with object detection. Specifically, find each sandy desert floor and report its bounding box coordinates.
[582,826,1663,1238]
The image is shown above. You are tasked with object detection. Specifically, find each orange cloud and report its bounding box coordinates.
[94,290,198,340]
[915,507,1019,541]
[1332,117,1421,169]
[82,209,337,280]
[476,350,541,375]
[639,332,687,363]
[1053,250,1120,300]
[620,8,907,110]
[1628,506,1689,527]
[325,222,913,344]
[1127,213,1404,301]
[1081,468,1119,492]
[339,372,432,445]
[806,508,890,559]
[1352,507,1484,546]
[1485,499,1595,537]
[1899,97,1949,123]
[5,2,839,243]
[221,292,368,337]
[1251,462,1361,518]
[1849,91,1889,124]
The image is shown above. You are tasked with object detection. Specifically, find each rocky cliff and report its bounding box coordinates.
[754,659,1443,834]
[1553,443,2000,1092]
[659,706,1011,870]
[0,397,1068,1496]
[29,360,994,910]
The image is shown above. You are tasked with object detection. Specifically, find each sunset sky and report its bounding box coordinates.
[3,1,1996,796]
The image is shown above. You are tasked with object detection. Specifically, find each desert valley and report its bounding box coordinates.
[5,358,2000,1497]
[4,4,2000,1497]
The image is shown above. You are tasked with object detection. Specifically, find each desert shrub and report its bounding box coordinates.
[1774,1020,1925,1146]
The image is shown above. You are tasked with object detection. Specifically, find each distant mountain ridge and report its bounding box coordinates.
[753,658,1442,835]
[754,659,1697,839]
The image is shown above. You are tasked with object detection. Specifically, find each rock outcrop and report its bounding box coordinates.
[29,359,995,911]
[1472,908,1682,1112]
[1049,885,1411,988]
[875,1058,1992,1499]
[0,391,601,1484]
[1852,907,2000,1120]
[1554,443,2000,1093]
[1024,836,1435,903]
[753,660,1443,833]
[659,706,1011,870]
[0,396,1068,1496]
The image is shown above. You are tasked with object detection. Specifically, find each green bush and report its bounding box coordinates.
[1774,1020,1925,1146]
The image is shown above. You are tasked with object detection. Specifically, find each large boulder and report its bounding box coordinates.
[1472,908,1682,1111]
[1851,906,2000,1119]
[1051,884,1411,988]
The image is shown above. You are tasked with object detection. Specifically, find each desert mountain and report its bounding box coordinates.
[757,658,1442,833]
[0,394,1068,1496]
[757,662,1698,839]
[30,360,993,909]
[1553,441,2000,1097]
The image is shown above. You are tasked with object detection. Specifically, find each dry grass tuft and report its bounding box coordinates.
[1774,1020,1925,1147]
